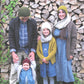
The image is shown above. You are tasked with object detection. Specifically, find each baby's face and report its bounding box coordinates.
[23,63,30,71]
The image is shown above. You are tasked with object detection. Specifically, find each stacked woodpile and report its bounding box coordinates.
[0,0,84,81]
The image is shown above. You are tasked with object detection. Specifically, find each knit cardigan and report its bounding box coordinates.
[37,37,57,64]
[53,21,77,60]
[65,21,77,60]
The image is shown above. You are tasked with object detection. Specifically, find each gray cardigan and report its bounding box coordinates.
[66,21,77,60]
[53,21,77,60]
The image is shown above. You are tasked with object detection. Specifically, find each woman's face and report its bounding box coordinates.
[42,28,50,37]
[58,9,66,20]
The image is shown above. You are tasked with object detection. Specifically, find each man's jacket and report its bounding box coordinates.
[9,17,37,52]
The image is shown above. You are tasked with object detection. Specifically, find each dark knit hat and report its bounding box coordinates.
[18,7,30,17]
[22,58,31,65]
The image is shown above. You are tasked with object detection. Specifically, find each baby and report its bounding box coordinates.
[16,58,37,84]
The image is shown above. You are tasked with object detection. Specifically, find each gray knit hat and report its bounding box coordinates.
[18,7,30,17]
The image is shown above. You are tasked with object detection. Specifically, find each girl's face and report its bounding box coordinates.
[23,63,30,71]
[42,28,50,37]
[58,9,66,20]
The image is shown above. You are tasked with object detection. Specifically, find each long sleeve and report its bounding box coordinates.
[53,28,60,37]
[36,41,45,60]
[70,22,77,56]
[45,37,57,61]
[31,61,37,84]
[31,19,38,51]
[9,18,16,50]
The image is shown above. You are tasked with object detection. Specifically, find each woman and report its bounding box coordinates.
[53,5,77,84]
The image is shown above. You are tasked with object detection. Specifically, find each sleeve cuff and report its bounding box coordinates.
[31,48,36,53]
[10,49,16,53]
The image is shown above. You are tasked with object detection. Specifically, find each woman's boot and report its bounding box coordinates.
[68,82,74,84]
[63,82,74,84]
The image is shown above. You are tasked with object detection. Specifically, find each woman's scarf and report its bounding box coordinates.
[54,14,71,29]
[41,33,52,43]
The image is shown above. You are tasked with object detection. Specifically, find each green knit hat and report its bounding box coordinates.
[58,5,68,14]
[18,7,30,17]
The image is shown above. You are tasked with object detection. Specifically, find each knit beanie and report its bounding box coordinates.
[41,22,52,33]
[18,7,30,17]
[22,58,31,65]
[58,5,68,14]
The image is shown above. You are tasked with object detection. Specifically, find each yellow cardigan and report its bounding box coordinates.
[37,37,57,64]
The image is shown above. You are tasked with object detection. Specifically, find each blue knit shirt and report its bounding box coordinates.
[19,21,29,54]
[19,21,28,48]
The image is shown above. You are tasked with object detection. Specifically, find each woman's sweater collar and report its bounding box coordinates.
[41,34,52,43]
[54,14,71,29]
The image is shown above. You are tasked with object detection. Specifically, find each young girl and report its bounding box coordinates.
[53,5,77,84]
[16,58,37,84]
[37,22,57,84]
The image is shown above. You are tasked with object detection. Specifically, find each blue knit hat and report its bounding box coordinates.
[18,7,30,17]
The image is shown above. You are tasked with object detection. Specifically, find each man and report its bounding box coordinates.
[9,7,37,84]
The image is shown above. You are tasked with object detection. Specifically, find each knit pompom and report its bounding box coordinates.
[41,22,52,32]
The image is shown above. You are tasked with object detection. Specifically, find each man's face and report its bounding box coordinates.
[22,63,30,71]
[19,16,29,23]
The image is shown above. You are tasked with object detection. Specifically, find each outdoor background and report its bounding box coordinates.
[0,0,84,84]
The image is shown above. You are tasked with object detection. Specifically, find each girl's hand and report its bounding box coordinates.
[42,58,46,62]
[44,61,49,64]
[42,58,49,64]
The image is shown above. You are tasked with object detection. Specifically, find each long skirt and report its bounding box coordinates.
[56,38,74,82]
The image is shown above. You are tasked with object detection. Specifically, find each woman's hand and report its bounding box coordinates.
[70,55,73,59]
[37,35,41,42]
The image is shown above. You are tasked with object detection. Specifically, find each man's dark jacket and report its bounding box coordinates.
[9,17,37,52]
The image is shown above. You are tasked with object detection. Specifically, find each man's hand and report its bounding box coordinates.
[12,52,19,63]
[29,52,35,61]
